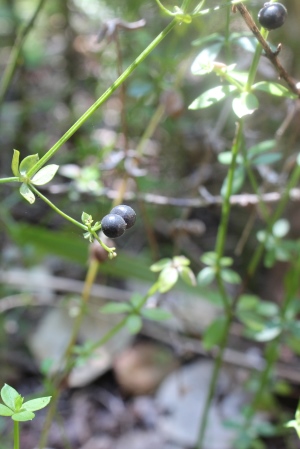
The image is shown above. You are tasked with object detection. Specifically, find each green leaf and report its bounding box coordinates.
[200,251,217,266]
[23,397,51,412]
[81,212,92,224]
[221,166,245,197]
[130,293,144,309]
[237,295,259,312]
[141,308,172,321]
[219,257,233,267]
[20,183,35,204]
[125,314,142,334]
[1,384,20,411]
[31,165,59,185]
[100,302,131,314]
[233,35,257,53]
[252,81,297,99]
[247,140,276,159]
[197,266,215,286]
[179,266,196,286]
[256,301,279,317]
[189,85,237,110]
[158,267,178,293]
[150,258,171,272]
[190,42,223,75]
[220,268,241,284]
[218,151,243,165]
[250,324,282,342]
[232,92,258,118]
[192,33,224,47]
[273,219,290,238]
[202,316,227,350]
[172,255,190,266]
[15,395,23,411]
[19,154,39,176]
[251,153,282,166]
[0,404,13,416]
[12,410,35,421]
[11,149,20,176]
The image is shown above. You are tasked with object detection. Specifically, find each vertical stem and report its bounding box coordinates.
[215,121,243,258]
[197,315,232,448]
[14,421,20,449]
[0,0,47,106]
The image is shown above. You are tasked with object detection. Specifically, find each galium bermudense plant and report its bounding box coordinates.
[0,384,51,449]
[1,0,300,448]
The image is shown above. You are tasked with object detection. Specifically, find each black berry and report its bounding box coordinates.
[101,214,126,239]
[258,2,287,30]
[110,205,136,229]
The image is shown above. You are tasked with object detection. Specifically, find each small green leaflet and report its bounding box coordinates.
[20,183,35,204]
[31,165,59,185]
[232,92,258,118]
[19,154,39,176]
[189,85,237,110]
[11,149,20,176]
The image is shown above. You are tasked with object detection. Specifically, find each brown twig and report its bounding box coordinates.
[235,3,300,97]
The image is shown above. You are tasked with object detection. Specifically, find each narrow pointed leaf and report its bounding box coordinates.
[141,308,172,321]
[19,154,39,175]
[100,302,131,314]
[31,165,59,185]
[23,396,51,411]
[1,384,19,410]
[11,149,20,176]
[12,410,35,421]
[20,183,35,204]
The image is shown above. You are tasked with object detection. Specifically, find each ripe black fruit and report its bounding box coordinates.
[258,2,287,30]
[101,214,126,239]
[110,205,136,229]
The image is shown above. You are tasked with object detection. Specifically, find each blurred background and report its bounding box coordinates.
[1,0,300,448]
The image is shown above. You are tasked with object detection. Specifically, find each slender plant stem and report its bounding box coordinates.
[29,184,87,231]
[26,19,177,179]
[197,314,232,448]
[0,0,47,106]
[215,121,243,258]
[197,122,244,449]
[14,421,20,449]
[0,177,19,184]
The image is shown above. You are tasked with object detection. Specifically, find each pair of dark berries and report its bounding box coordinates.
[258,2,287,30]
[101,205,136,239]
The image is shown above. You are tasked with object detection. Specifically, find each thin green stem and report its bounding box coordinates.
[0,0,47,106]
[215,121,243,261]
[26,19,177,179]
[14,421,20,449]
[197,315,232,448]
[197,121,244,449]
[0,177,19,183]
[29,184,87,231]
